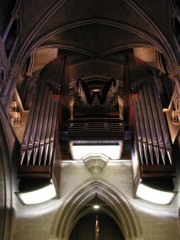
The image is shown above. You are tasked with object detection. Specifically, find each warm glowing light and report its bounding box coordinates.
[72,144,120,160]
[92,88,101,92]
[16,183,56,205]
[136,183,177,205]
[93,205,100,209]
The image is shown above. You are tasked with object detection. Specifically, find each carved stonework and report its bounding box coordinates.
[172,98,180,125]
[8,99,21,125]
[82,153,109,175]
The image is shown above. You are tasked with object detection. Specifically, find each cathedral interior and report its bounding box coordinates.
[0,0,180,240]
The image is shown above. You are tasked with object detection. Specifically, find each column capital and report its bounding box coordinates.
[169,65,180,80]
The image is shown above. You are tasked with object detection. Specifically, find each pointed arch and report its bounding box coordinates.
[50,177,144,240]
[0,102,15,240]
[18,19,174,69]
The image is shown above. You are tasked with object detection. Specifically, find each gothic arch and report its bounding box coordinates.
[0,104,15,240]
[18,19,173,69]
[50,177,144,240]
[170,0,180,11]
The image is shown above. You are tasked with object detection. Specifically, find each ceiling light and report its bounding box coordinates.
[136,183,177,205]
[92,88,101,92]
[16,182,56,205]
[93,205,100,209]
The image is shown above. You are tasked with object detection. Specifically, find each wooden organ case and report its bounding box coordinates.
[124,56,177,203]
[18,56,69,194]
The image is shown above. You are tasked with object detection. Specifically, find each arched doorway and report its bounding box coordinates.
[50,178,144,240]
[69,212,125,240]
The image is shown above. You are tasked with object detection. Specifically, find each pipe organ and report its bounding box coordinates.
[123,56,176,201]
[18,56,69,184]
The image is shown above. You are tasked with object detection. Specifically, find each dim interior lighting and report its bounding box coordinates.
[136,183,177,205]
[93,205,100,209]
[16,183,56,205]
[71,144,120,160]
[92,88,101,92]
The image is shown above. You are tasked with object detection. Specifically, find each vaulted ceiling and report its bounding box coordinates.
[14,0,177,106]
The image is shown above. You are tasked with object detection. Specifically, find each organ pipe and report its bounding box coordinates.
[123,55,173,167]
[19,56,69,178]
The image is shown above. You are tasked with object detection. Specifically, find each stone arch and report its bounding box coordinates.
[170,0,180,11]
[50,177,144,240]
[0,67,5,81]
[0,107,15,240]
[19,19,172,68]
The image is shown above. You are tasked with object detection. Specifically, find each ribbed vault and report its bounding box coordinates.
[50,177,144,240]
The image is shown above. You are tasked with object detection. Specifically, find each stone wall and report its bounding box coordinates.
[12,160,180,240]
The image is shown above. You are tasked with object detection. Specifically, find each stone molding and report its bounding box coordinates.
[50,177,144,240]
[82,153,109,175]
[0,106,15,240]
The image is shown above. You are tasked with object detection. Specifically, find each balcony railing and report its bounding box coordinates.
[68,118,124,140]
